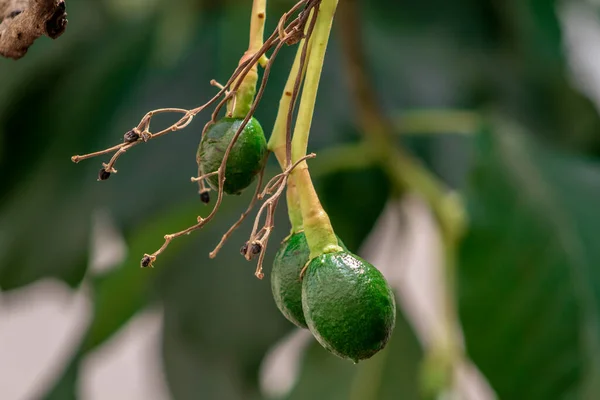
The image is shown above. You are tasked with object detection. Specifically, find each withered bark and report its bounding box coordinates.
[0,0,67,60]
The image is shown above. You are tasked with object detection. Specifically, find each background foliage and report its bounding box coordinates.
[2,0,600,399]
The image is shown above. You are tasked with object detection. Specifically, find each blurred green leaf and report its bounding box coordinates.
[286,303,422,400]
[459,117,600,399]
[83,203,198,353]
[43,356,80,400]
[316,164,391,253]
[85,173,282,354]
[159,189,294,400]
[43,195,242,399]
[0,19,155,290]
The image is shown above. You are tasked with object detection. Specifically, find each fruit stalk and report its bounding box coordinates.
[268,10,314,233]
[248,0,267,54]
[290,0,336,164]
[289,0,341,259]
[227,0,267,118]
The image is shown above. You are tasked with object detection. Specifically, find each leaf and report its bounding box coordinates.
[458,118,600,399]
[285,303,423,400]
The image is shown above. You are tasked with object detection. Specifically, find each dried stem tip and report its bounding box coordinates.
[123,129,140,143]
[98,168,111,181]
[200,190,210,204]
[251,242,262,255]
[141,255,153,268]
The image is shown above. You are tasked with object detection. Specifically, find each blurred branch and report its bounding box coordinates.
[394,109,481,136]
[337,0,467,396]
[0,0,67,59]
[336,0,465,249]
[309,142,374,175]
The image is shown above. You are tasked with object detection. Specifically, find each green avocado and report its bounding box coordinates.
[302,251,396,363]
[198,117,267,195]
[271,232,346,329]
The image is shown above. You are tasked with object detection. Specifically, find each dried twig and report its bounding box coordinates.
[70,0,323,270]
[71,0,315,178]
[242,153,315,279]
[137,0,321,268]
[0,0,67,59]
[208,163,267,259]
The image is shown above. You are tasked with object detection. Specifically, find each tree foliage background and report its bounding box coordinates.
[1,0,600,399]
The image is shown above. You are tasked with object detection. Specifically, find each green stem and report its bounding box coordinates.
[248,0,267,54]
[267,10,314,233]
[289,0,342,259]
[267,31,310,165]
[290,0,338,163]
[227,0,266,118]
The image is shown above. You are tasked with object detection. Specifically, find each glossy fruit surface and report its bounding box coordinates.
[302,251,396,362]
[271,232,346,328]
[198,117,267,195]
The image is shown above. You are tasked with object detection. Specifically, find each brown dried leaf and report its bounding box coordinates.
[0,0,67,60]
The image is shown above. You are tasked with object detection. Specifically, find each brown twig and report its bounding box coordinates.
[140,0,321,268]
[190,170,219,183]
[243,153,315,278]
[212,152,315,264]
[215,1,320,278]
[207,4,320,262]
[71,0,313,179]
[208,163,267,259]
[0,0,67,59]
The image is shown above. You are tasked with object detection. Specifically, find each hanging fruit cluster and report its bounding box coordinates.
[71,0,395,362]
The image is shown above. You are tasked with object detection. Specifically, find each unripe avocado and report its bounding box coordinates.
[302,251,396,362]
[198,117,267,195]
[271,232,346,328]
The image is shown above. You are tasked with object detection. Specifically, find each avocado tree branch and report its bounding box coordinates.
[0,0,67,59]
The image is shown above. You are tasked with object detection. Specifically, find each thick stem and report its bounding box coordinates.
[290,0,337,163]
[284,179,303,233]
[294,164,341,259]
[268,10,314,233]
[267,30,310,165]
[248,0,266,53]
[290,0,341,258]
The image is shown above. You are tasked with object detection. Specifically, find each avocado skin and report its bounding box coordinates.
[271,232,346,329]
[198,117,267,195]
[302,251,396,362]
